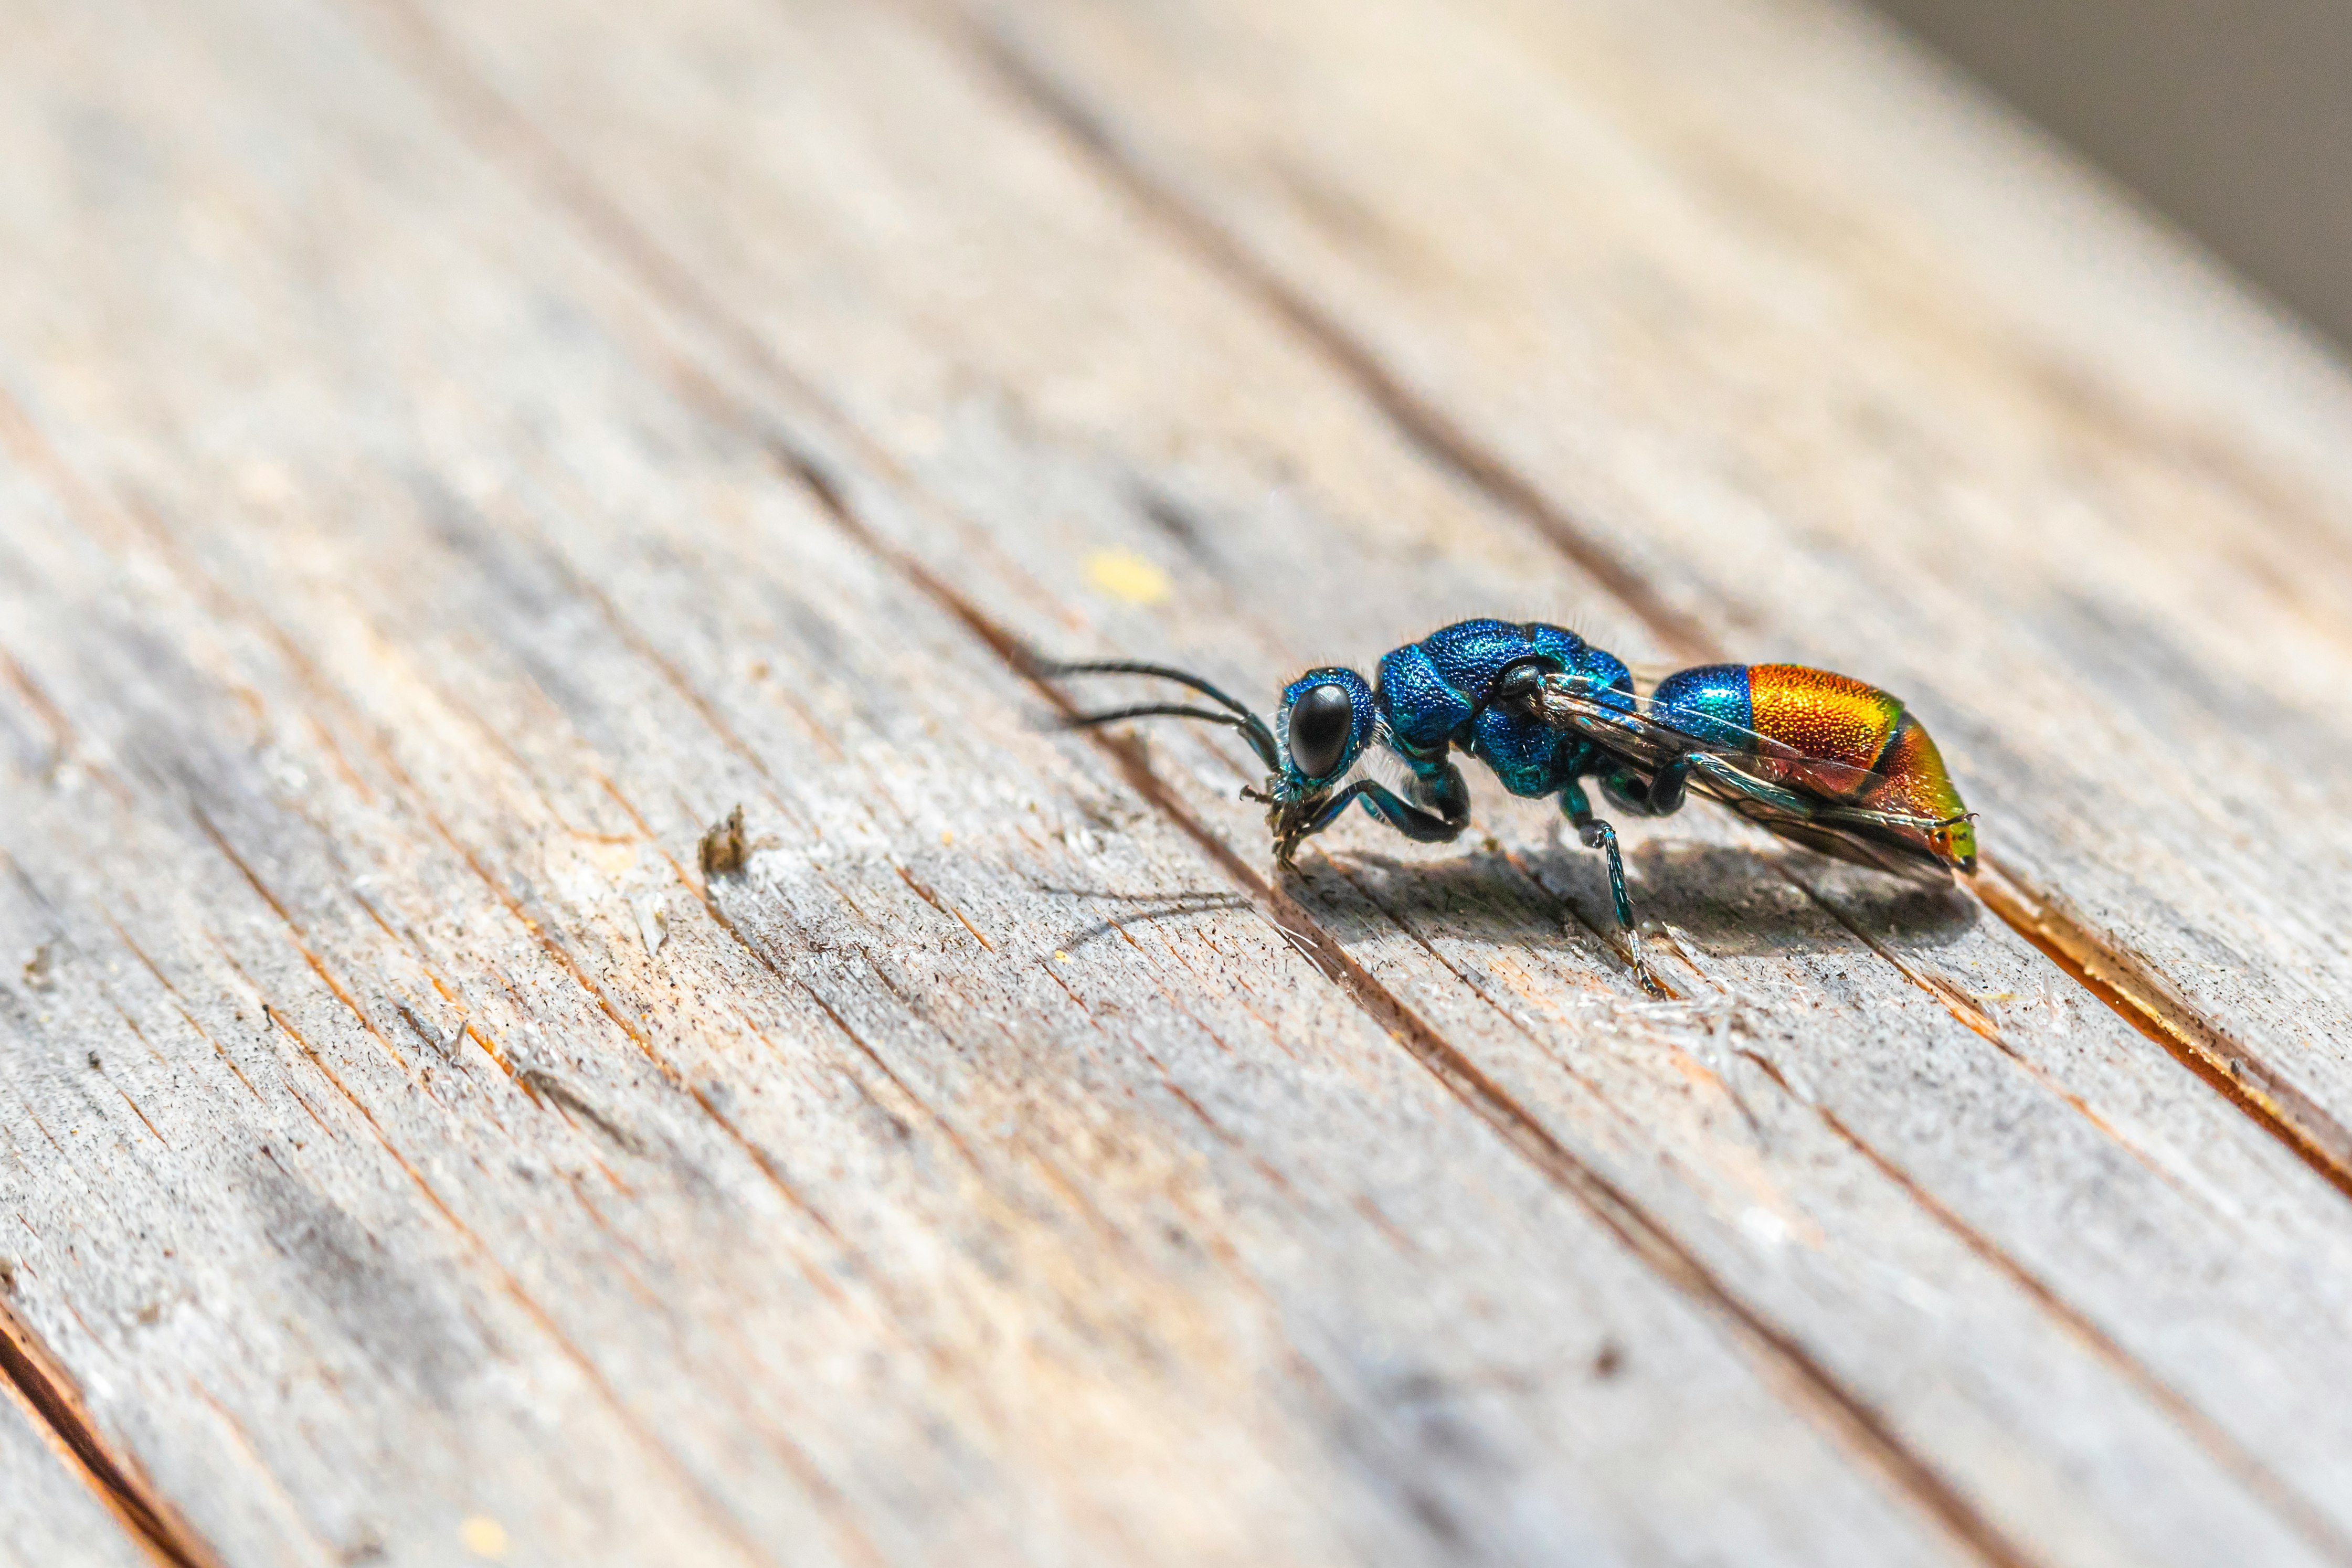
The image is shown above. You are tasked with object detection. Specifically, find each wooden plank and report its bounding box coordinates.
[327,0,2352,1560]
[0,1293,205,1568]
[0,1375,153,1568]
[0,0,1998,1563]
[953,0,2352,1184]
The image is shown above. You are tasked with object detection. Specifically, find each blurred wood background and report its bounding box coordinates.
[6,0,2352,1564]
[1870,0,2352,355]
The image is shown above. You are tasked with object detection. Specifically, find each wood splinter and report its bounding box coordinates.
[699,804,749,880]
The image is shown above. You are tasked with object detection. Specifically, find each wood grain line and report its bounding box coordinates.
[1345,838,2349,1565]
[1975,864,2352,1203]
[0,648,74,776]
[1781,868,2198,1202]
[956,13,2352,1222]
[185,802,419,1080]
[0,1301,223,1568]
[3,384,864,1568]
[1735,1052,2352,1567]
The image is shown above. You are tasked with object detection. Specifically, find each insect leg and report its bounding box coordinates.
[1562,779,1664,996]
[1405,758,1474,834]
[1340,780,1466,843]
[1599,767,1654,817]
[1560,780,1635,930]
[1646,756,1694,815]
[1275,779,1463,865]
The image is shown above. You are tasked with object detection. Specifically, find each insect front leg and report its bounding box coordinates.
[1277,778,1464,865]
[1401,757,1472,834]
[1344,779,1468,843]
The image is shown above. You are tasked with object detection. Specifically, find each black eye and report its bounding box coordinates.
[1287,683,1355,780]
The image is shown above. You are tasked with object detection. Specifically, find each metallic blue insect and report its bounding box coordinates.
[1043,618,1975,976]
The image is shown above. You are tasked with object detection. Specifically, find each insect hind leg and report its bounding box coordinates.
[1599,763,1683,819]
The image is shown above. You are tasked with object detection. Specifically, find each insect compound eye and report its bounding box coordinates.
[1285,682,1357,782]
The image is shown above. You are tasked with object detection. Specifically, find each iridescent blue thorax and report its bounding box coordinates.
[1376,619,1634,798]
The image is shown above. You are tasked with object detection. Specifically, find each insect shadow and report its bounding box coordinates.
[1036,884,1256,952]
[1294,840,1978,960]
[1289,850,1587,957]
[1609,842,1981,955]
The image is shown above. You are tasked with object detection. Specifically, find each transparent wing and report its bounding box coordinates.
[1536,676,1868,789]
[1534,675,1968,878]
[1685,769,1958,882]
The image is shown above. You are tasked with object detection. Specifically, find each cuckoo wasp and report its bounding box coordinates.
[1043,619,1975,981]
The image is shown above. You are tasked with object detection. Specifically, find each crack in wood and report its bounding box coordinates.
[1781,868,2202,1208]
[1,380,875,1568]
[1328,834,2352,1557]
[1976,863,2352,1204]
[0,1301,223,1568]
[1735,1048,2352,1566]
[185,802,419,1080]
[953,13,1722,670]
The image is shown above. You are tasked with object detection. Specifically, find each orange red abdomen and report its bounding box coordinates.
[1651,661,1972,861]
[1746,664,1904,776]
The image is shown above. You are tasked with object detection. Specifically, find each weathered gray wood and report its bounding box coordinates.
[960,0,2352,1182]
[0,0,2006,1563]
[7,0,2352,1561]
[0,1381,152,1568]
[368,0,2352,1559]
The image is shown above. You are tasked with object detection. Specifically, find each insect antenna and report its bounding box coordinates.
[1058,702,1283,769]
[1033,657,1280,771]
[1033,658,1264,719]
